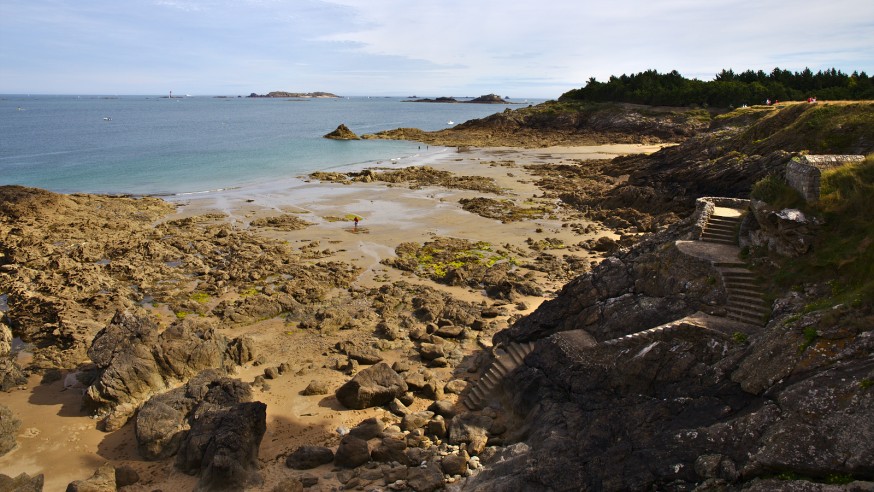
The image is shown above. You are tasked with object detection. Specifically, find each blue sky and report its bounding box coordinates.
[2,0,873,98]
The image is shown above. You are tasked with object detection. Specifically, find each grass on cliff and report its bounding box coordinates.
[761,155,874,307]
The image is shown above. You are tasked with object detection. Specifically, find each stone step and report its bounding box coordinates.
[701,235,737,246]
[727,311,765,325]
[714,261,746,268]
[728,293,766,305]
[723,280,760,290]
[705,224,738,234]
[727,302,769,319]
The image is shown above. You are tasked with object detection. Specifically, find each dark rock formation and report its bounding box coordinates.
[333,435,370,468]
[335,362,408,410]
[498,225,721,344]
[286,445,334,470]
[323,124,360,140]
[177,401,267,491]
[136,370,253,461]
[467,220,874,490]
[248,91,338,98]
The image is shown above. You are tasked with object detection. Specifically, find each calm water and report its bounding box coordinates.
[0,95,539,196]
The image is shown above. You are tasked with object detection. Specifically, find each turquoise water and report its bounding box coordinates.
[0,95,539,196]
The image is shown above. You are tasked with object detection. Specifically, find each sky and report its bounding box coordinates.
[1,0,873,99]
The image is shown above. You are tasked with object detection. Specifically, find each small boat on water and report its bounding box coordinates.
[447,120,454,125]
[103,117,112,121]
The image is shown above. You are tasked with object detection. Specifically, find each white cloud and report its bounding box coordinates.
[1,0,872,96]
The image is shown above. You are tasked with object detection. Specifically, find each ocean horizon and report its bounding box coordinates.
[1,95,542,196]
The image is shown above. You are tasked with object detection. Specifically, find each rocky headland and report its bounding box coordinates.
[1,100,872,491]
[403,95,511,104]
[247,91,339,98]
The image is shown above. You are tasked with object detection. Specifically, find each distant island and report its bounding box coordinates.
[247,91,339,98]
[404,94,511,104]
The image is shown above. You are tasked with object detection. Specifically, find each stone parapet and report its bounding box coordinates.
[785,155,865,202]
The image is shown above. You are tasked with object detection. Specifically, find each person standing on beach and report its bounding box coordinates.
[354,217,359,228]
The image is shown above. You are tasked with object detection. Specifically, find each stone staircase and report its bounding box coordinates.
[462,341,536,410]
[700,214,742,245]
[716,261,769,325]
[602,319,696,347]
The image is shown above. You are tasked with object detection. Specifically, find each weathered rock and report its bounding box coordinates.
[405,461,444,492]
[440,454,468,476]
[176,401,267,490]
[335,362,408,410]
[285,445,334,470]
[449,414,492,455]
[748,199,821,257]
[0,404,20,457]
[84,311,243,431]
[0,472,44,492]
[336,340,383,364]
[349,417,385,440]
[334,435,370,468]
[300,379,329,396]
[136,371,253,461]
[65,462,115,492]
[371,435,410,465]
[428,399,457,418]
[401,411,434,432]
[113,465,140,488]
[323,124,360,140]
[271,478,304,492]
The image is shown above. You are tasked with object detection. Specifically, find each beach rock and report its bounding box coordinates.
[84,311,248,431]
[449,414,492,455]
[0,404,21,456]
[272,478,304,492]
[300,379,329,396]
[405,462,444,492]
[136,370,253,461]
[336,340,383,364]
[440,454,468,476]
[349,417,385,440]
[0,472,44,492]
[334,435,370,468]
[323,124,360,140]
[176,400,267,490]
[748,200,820,257]
[428,399,457,418]
[66,462,115,492]
[401,411,434,432]
[114,465,140,488]
[335,362,408,410]
[0,356,27,392]
[285,445,334,470]
[371,436,410,465]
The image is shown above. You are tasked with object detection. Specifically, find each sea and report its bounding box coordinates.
[0,95,541,196]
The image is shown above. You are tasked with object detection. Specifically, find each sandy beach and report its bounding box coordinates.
[0,143,664,491]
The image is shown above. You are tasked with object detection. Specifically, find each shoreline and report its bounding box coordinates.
[0,143,665,490]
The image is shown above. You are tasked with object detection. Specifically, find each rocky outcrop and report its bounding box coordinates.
[747,199,821,257]
[468,227,874,491]
[498,224,722,344]
[66,462,115,492]
[0,472,44,492]
[335,362,408,409]
[0,320,26,392]
[247,91,338,98]
[323,124,360,140]
[178,401,267,491]
[136,370,253,459]
[0,186,358,369]
[0,404,20,456]
[83,310,255,430]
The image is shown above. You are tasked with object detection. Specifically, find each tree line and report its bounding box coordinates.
[559,68,874,107]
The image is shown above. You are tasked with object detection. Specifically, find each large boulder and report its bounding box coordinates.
[0,404,21,456]
[65,462,115,492]
[136,370,252,461]
[84,310,252,430]
[0,472,44,492]
[176,401,267,491]
[335,362,408,409]
[285,445,334,470]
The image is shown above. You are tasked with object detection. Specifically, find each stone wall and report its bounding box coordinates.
[785,155,865,202]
